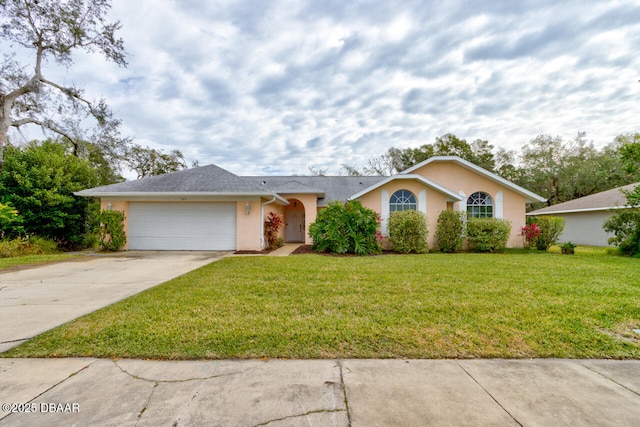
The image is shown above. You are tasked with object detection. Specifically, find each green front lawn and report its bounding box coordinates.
[0,253,80,271]
[4,251,640,359]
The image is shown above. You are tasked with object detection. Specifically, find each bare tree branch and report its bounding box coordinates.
[0,0,127,167]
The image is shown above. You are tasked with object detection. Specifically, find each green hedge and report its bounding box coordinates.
[466,218,511,252]
[435,210,465,253]
[309,200,381,255]
[527,216,565,251]
[388,210,428,253]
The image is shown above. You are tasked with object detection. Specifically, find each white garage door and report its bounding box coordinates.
[128,202,236,250]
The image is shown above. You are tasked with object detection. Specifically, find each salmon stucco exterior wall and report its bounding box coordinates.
[237,200,263,251]
[411,162,528,247]
[79,156,544,251]
[356,180,450,249]
[281,194,317,245]
[261,194,317,247]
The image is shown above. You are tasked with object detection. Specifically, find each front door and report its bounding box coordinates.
[286,210,305,242]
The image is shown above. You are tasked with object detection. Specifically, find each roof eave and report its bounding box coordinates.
[527,205,631,215]
[75,191,290,204]
[402,156,547,203]
[276,191,326,198]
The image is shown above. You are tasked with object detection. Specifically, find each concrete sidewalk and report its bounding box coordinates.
[1,358,639,426]
[267,243,303,256]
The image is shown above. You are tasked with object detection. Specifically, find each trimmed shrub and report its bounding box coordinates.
[98,210,127,251]
[527,216,565,250]
[309,200,381,255]
[435,210,465,253]
[466,218,511,252]
[264,211,285,250]
[388,210,428,254]
[0,236,58,258]
[560,242,576,255]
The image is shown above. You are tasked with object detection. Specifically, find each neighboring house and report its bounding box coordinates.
[527,182,639,247]
[76,156,545,251]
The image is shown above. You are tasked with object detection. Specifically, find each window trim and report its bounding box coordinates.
[467,191,494,218]
[390,189,417,212]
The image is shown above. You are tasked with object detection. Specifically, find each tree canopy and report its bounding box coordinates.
[0,140,100,247]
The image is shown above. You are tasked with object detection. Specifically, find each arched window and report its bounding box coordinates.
[467,192,493,218]
[390,189,417,212]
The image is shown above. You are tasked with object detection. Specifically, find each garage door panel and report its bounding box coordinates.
[128,202,236,250]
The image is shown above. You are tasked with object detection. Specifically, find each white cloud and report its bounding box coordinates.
[4,0,640,176]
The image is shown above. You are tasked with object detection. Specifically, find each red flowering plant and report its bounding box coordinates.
[264,211,285,249]
[521,222,541,248]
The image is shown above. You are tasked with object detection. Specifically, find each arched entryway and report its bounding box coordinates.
[285,198,306,242]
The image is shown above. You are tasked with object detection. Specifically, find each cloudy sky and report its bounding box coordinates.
[14,0,640,176]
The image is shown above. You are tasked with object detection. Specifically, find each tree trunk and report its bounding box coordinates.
[0,95,10,168]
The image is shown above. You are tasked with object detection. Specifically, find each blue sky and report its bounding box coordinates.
[10,0,640,176]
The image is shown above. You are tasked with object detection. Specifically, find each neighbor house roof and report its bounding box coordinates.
[402,156,547,204]
[528,182,639,215]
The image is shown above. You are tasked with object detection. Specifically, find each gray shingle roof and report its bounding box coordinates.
[77,164,266,195]
[76,164,385,206]
[528,182,639,215]
[247,176,384,206]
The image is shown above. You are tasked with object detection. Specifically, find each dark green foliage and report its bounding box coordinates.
[388,210,428,253]
[0,141,100,248]
[604,185,640,256]
[527,216,565,250]
[98,210,126,251]
[309,200,381,255]
[618,133,640,176]
[466,218,511,252]
[435,210,465,253]
[560,242,576,255]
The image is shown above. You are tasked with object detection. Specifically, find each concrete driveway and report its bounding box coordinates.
[0,251,229,352]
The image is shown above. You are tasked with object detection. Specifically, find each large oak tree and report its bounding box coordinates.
[0,0,127,167]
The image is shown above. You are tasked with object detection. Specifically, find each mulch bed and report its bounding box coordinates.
[291,245,397,257]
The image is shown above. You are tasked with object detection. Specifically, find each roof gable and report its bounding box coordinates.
[348,174,463,202]
[403,156,546,203]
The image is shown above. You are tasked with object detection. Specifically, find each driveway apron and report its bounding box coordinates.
[0,251,228,352]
